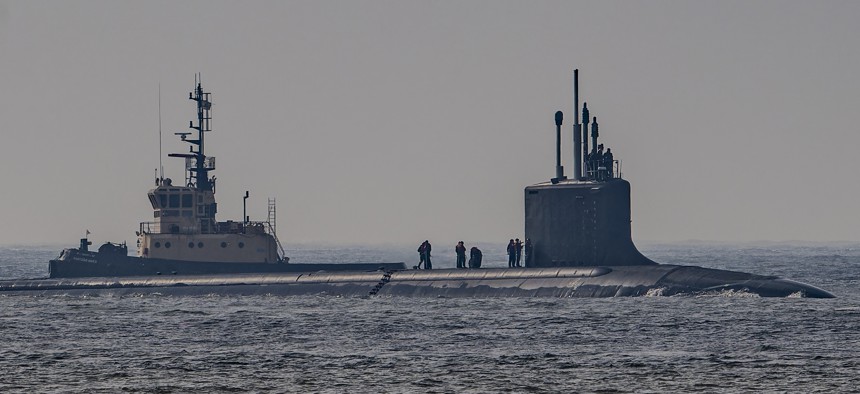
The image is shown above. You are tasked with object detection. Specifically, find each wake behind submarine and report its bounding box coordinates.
[0,72,833,298]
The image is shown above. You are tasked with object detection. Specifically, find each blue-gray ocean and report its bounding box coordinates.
[1,243,858,393]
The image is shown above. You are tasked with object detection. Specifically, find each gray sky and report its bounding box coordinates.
[1,1,859,246]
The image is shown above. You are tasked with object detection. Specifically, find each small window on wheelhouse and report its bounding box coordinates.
[182,194,193,208]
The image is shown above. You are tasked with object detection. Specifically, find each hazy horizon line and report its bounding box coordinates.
[5,239,860,250]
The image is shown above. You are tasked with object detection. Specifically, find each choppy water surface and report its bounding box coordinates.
[1,243,858,393]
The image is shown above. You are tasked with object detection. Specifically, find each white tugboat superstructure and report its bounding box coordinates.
[136,79,284,263]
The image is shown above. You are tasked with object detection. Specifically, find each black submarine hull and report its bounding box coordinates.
[2,265,834,298]
[48,248,406,278]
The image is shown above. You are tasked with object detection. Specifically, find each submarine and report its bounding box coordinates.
[0,72,834,298]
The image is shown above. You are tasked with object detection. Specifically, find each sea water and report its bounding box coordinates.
[1,243,858,393]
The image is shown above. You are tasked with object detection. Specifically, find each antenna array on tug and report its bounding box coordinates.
[169,74,215,192]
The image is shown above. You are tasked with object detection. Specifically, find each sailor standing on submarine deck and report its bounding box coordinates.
[455,241,467,269]
[417,241,426,269]
[507,239,516,268]
[515,238,523,267]
[423,240,432,269]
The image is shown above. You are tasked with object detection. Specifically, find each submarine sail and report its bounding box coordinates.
[525,69,653,267]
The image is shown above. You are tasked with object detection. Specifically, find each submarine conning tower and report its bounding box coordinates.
[524,70,655,267]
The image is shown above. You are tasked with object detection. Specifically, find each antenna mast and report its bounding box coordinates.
[158,83,163,182]
[168,74,215,191]
[573,69,582,180]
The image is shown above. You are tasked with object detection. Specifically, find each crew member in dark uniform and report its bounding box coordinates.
[514,238,523,267]
[595,144,605,180]
[423,240,432,269]
[417,241,426,269]
[507,239,516,268]
[455,241,466,269]
[469,246,482,268]
[585,152,593,179]
[603,148,614,179]
[524,238,533,267]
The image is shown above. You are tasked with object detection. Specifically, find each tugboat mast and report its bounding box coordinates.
[169,74,214,192]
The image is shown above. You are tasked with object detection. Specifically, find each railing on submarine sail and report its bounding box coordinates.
[585,159,622,181]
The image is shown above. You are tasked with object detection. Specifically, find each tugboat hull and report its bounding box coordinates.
[48,248,406,278]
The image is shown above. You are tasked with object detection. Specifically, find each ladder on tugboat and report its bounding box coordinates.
[267,198,287,262]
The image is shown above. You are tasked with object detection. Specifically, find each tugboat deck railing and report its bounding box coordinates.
[263,221,287,262]
[139,220,277,236]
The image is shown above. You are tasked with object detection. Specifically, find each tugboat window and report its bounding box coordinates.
[165,242,171,248]
[159,194,168,208]
[238,242,245,248]
[169,194,180,208]
[154,242,161,248]
[220,242,227,248]
[198,242,204,248]
[188,242,194,248]
[182,194,192,208]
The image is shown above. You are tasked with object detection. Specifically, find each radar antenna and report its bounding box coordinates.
[168,74,215,191]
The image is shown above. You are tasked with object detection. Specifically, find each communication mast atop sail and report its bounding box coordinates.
[168,74,215,191]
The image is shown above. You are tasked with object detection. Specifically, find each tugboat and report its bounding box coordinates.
[49,79,405,278]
